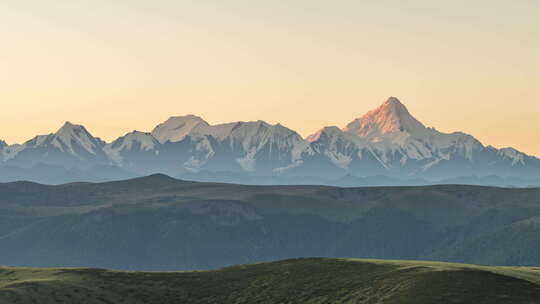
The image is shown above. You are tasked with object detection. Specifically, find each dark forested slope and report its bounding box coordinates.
[1,174,540,270]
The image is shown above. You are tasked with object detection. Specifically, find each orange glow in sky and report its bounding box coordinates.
[1,1,539,156]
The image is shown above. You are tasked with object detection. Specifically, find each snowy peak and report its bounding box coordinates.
[151,115,209,143]
[104,131,160,165]
[307,126,368,150]
[1,98,538,182]
[306,126,372,169]
[55,121,91,139]
[172,118,305,144]
[344,97,427,138]
[20,121,104,158]
[109,131,159,152]
[202,120,311,171]
[222,120,310,157]
[228,121,297,140]
[52,122,103,155]
[306,126,344,142]
[320,97,489,165]
[150,116,312,172]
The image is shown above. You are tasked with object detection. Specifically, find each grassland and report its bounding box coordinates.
[1,258,540,304]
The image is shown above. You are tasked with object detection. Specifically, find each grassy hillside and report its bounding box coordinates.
[1,174,540,270]
[1,258,540,304]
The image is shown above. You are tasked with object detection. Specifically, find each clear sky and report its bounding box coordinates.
[1,0,539,156]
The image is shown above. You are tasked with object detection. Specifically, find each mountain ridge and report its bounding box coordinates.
[1,97,539,184]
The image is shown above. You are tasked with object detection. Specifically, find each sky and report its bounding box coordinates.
[1,0,539,156]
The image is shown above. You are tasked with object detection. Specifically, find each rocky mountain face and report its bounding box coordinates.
[4,122,110,169]
[305,97,538,180]
[1,97,539,184]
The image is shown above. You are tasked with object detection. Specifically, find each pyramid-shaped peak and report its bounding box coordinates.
[60,121,76,129]
[384,96,404,105]
[378,97,410,116]
[41,121,102,155]
[55,121,90,135]
[344,97,427,137]
[53,122,96,145]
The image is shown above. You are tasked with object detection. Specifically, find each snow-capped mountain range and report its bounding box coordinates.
[1,97,539,185]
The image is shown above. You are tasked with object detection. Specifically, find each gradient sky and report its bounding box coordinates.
[1,0,539,156]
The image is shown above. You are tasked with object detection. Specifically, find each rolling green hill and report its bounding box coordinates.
[1,174,540,270]
[1,258,540,304]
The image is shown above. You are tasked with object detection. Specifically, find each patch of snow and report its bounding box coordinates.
[1,144,24,161]
[103,131,159,165]
[344,97,429,139]
[151,115,209,143]
[497,147,526,165]
[236,147,257,171]
[341,97,484,166]
[52,122,100,155]
[307,126,370,169]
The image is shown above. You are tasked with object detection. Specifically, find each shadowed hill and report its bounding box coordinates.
[1,258,540,304]
[1,175,540,270]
